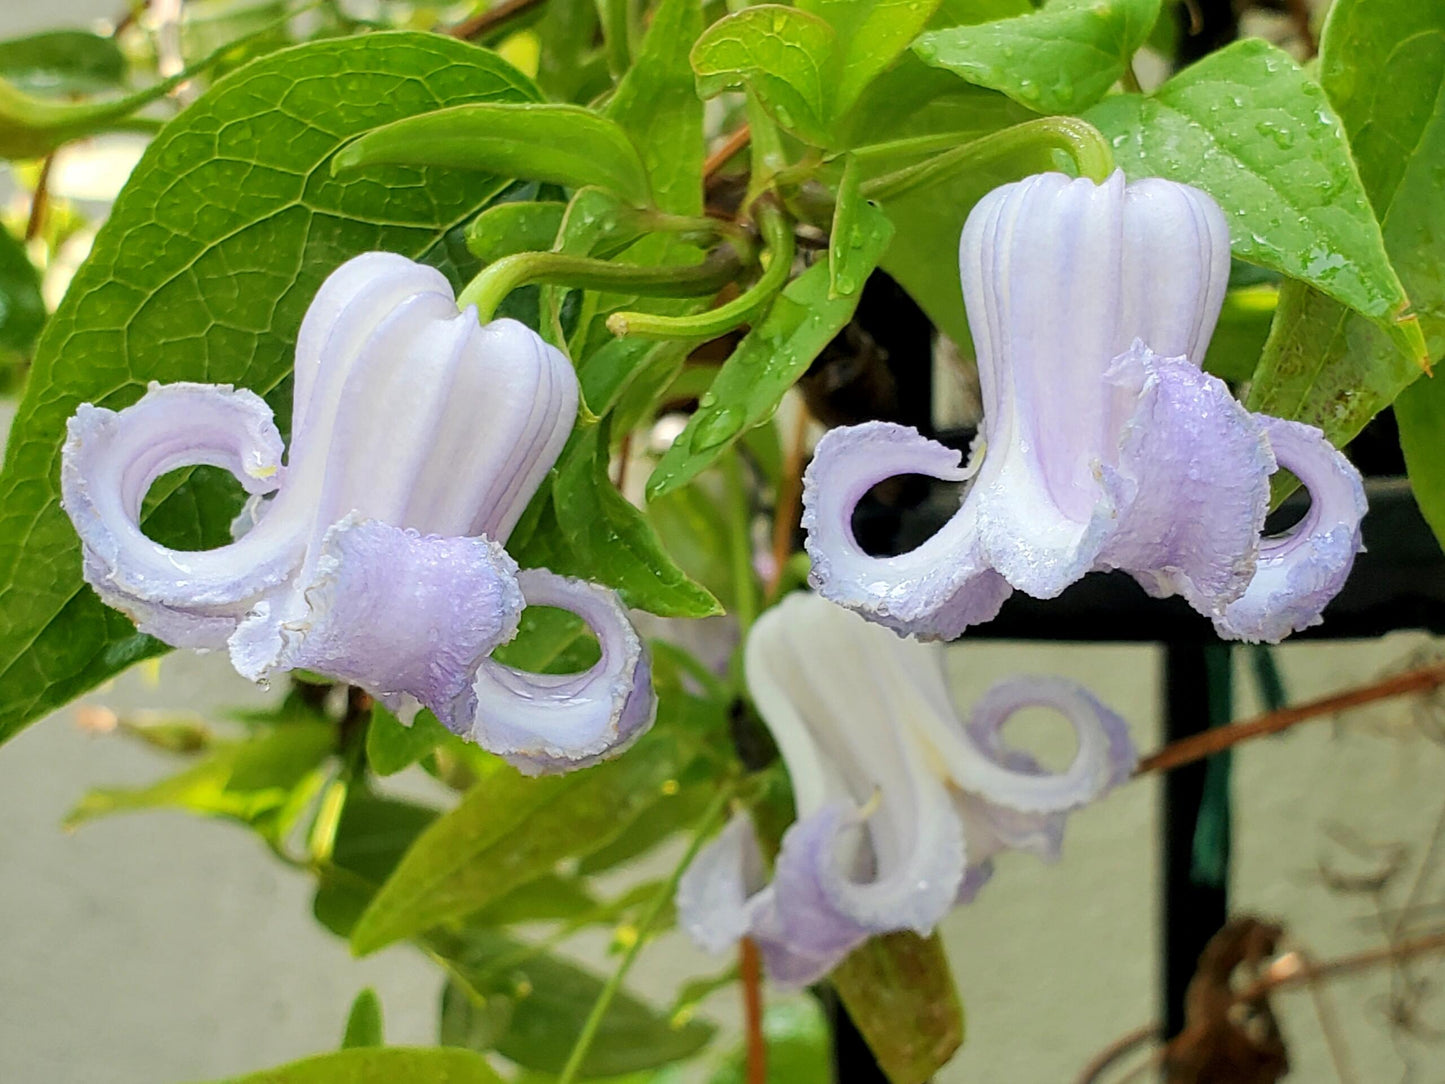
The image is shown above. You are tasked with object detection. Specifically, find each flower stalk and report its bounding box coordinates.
[607,200,795,340]
[458,245,749,324]
[859,116,1116,202]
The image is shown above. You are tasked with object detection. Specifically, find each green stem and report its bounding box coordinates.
[555,786,734,1084]
[598,0,631,78]
[607,202,794,340]
[724,449,760,637]
[458,247,744,323]
[860,117,1115,203]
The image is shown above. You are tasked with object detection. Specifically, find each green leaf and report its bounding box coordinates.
[490,603,599,676]
[551,422,723,616]
[644,483,735,615]
[334,103,653,207]
[63,722,334,836]
[365,705,453,777]
[606,0,706,215]
[709,999,831,1084]
[1202,285,1276,383]
[797,0,943,120]
[341,988,384,1049]
[830,932,963,1084]
[1249,0,1445,526]
[691,6,837,146]
[915,0,1159,114]
[191,1047,506,1084]
[829,154,865,299]
[0,33,540,749]
[466,200,568,264]
[0,30,124,96]
[1085,37,1423,362]
[0,219,44,354]
[647,203,892,498]
[1341,2,1445,535]
[313,791,441,938]
[350,726,699,954]
[437,929,714,1077]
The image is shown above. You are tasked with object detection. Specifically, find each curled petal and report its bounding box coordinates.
[60,383,299,647]
[676,813,768,955]
[1099,342,1274,612]
[228,514,523,716]
[466,569,656,775]
[801,421,1011,640]
[921,676,1136,815]
[1216,418,1367,643]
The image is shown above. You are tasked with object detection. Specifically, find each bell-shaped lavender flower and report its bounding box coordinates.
[675,592,1134,987]
[61,252,653,774]
[803,171,1367,644]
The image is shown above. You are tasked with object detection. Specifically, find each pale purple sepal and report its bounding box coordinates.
[1217,418,1367,643]
[229,514,524,719]
[60,252,655,772]
[468,569,656,776]
[676,813,769,954]
[802,170,1366,644]
[677,593,1135,986]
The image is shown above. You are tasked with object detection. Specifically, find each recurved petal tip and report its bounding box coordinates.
[676,813,768,956]
[1215,417,1367,643]
[801,421,1011,640]
[467,569,656,775]
[949,676,1137,815]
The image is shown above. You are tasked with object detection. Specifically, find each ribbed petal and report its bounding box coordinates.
[1098,342,1274,612]
[227,514,524,715]
[745,594,967,934]
[292,252,455,444]
[801,422,1011,640]
[675,813,768,955]
[60,382,298,647]
[288,259,577,547]
[913,675,1136,815]
[1216,418,1367,643]
[466,569,656,775]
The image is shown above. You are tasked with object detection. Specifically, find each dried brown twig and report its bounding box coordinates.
[1135,661,1445,777]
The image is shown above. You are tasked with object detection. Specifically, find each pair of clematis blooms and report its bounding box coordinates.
[62,170,1365,978]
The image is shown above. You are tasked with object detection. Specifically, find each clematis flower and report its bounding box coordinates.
[61,252,653,774]
[675,592,1134,986]
[803,171,1367,644]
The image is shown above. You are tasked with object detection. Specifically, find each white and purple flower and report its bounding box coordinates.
[676,592,1135,986]
[803,171,1367,644]
[61,252,654,774]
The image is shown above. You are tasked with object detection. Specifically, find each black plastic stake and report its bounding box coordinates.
[1160,643,1231,1039]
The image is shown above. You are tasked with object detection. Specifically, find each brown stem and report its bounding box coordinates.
[25,154,54,243]
[740,937,767,1084]
[1240,930,1445,1001]
[447,0,545,40]
[705,125,752,183]
[1134,661,1445,777]
[765,407,809,599]
[1073,1023,1160,1084]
